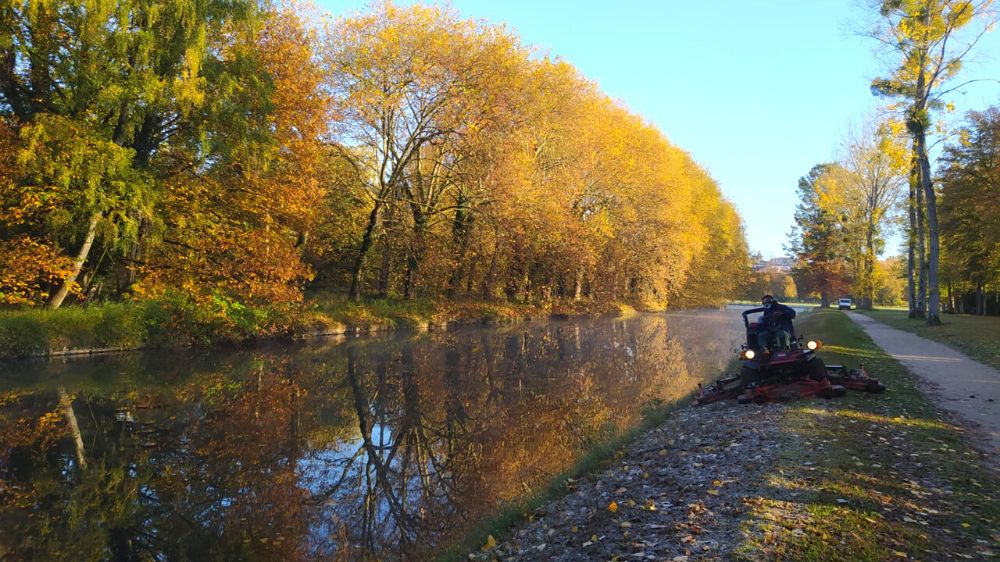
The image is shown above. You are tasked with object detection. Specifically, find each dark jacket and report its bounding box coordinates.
[761,302,796,333]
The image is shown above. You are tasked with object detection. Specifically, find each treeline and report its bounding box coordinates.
[787,109,1000,314]
[939,108,1000,315]
[0,1,748,315]
[788,0,999,316]
[787,123,908,309]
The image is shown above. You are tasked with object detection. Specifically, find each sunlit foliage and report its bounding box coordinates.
[868,0,997,322]
[939,107,1000,314]
[1,1,748,312]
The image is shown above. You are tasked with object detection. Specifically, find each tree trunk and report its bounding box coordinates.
[482,238,500,301]
[349,201,382,301]
[906,165,918,317]
[914,159,927,319]
[48,211,102,310]
[58,387,87,471]
[863,224,876,310]
[403,203,428,301]
[917,132,941,325]
[377,235,391,299]
[445,195,472,298]
[820,291,829,308]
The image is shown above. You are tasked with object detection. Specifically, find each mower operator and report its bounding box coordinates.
[756,294,796,350]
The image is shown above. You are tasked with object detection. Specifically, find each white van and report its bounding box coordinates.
[838,298,852,310]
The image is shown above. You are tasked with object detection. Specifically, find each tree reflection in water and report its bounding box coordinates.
[0,312,740,561]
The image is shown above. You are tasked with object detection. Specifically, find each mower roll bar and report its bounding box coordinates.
[742,307,766,328]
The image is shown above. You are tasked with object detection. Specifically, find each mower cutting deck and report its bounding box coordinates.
[695,363,885,406]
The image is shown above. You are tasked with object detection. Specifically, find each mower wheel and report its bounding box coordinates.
[740,366,758,387]
[820,384,847,399]
[807,356,827,381]
[867,381,887,393]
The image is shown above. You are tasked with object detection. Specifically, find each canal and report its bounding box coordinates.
[0,309,747,561]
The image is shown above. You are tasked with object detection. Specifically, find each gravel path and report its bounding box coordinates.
[846,311,1000,458]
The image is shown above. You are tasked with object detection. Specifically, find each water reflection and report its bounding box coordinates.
[0,311,742,561]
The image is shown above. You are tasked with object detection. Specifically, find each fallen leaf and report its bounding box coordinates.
[608,501,618,513]
[481,535,496,551]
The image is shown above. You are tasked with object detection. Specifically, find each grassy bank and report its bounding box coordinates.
[0,295,629,360]
[737,309,998,560]
[858,308,1000,370]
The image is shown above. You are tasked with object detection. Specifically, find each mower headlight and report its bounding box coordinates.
[744,349,755,360]
[806,340,821,350]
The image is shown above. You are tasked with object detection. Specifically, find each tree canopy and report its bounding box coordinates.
[0,1,749,311]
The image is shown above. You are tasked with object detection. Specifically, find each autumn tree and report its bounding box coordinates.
[939,107,1000,314]
[787,164,854,307]
[836,121,908,309]
[139,3,341,305]
[868,0,998,323]
[322,3,527,300]
[0,0,270,307]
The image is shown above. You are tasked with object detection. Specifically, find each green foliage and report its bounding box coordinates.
[939,106,1000,313]
[0,304,142,357]
[787,164,853,304]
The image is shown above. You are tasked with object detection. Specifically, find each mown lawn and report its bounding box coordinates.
[736,309,998,561]
[859,309,1000,371]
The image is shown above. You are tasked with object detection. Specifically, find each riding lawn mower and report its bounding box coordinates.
[694,307,886,406]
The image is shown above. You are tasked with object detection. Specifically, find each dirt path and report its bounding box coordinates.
[846,311,1000,458]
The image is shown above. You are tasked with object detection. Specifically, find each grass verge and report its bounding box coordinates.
[0,295,625,360]
[858,308,1000,371]
[736,309,998,561]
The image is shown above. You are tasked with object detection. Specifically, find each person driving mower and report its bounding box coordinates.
[752,294,797,350]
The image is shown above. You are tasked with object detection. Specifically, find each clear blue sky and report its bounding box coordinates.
[312,0,1000,259]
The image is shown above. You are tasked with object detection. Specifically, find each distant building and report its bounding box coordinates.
[752,257,794,273]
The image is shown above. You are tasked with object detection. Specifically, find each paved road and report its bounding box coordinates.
[847,312,999,459]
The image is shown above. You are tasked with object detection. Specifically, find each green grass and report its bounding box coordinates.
[0,304,146,357]
[858,308,1000,371]
[736,309,998,561]
[0,295,618,359]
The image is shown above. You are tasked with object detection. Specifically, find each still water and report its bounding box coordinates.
[0,310,745,561]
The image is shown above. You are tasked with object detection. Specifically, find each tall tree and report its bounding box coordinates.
[0,0,268,307]
[787,164,854,307]
[868,0,998,324]
[838,121,908,309]
[939,107,1000,314]
[323,3,527,300]
[139,4,340,305]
